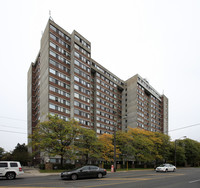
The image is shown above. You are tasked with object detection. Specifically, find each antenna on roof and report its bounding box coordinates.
[49,10,54,21]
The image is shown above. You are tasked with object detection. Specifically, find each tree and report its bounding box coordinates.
[151,132,171,165]
[183,138,200,166]
[11,143,30,166]
[29,115,80,167]
[128,128,155,164]
[74,128,102,165]
[0,147,5,160]
[169,141,186,166]
[98,134,120,162]
[127,128,171,167]
[116,131,135,167]
[1,152,12,161]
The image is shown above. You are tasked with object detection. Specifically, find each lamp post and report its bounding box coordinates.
[174,136,186,167]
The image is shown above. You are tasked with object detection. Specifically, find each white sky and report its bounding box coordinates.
[0,0,200,151]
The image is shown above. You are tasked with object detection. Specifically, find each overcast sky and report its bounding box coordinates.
[0,0,200,151]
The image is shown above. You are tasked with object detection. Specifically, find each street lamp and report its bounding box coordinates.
[174,136,186,167]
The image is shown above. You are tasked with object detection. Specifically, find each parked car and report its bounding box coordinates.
[61,165,107,180]
[156,164,176,172]
[0,161,24,180]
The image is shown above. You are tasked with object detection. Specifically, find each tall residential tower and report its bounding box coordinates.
[28,19,168,147]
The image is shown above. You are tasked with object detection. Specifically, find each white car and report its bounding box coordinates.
[0,161,24,180]
[156,164,176,172]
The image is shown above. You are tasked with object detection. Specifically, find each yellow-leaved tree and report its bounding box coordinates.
[98,134,121,162]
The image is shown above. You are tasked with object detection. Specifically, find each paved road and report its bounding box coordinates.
[0,168,200,188]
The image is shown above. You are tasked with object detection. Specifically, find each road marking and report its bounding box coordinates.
[83,174,185,188]
[98,177,151,181]
[83,179,150,188]
[189,179,200,183]
[0,180,67,188]
[0,187,67,188]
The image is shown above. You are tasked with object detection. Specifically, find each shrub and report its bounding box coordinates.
[39,164,45,170]
[53,163,75,170]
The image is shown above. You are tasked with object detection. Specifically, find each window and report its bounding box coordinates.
[74,52,80,58]
[50,51,56,57]
[0,163,8,167]
[90,166,98,170]
[49,77,70,90]
[82,166,90,171]
[49,68,56,74]
[74,109,79,115]
[74,59,90,72]
[10,163,18,167]
[50,25,57,32]
[50,33,56,41]
[74,93,79,98]
[74,68,90,80]
[49,86,70,98]
[74,101,79,106]
[74,85,79,90]
[49,95,55,100]
[50,42,56,49]
[65,35,70,41]
[58,30,64,37]
[74,84,90,95]
[97,129,100,134]
[74,76,79,82]
[49,104,70,114]
[74,109,90,118]
[75,35,80,42]
[49,104,56,110]
[50,59,70,73]
[50,68,70,81]
[74,101,90,110]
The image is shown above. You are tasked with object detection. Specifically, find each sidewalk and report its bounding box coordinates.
[23,167,60,177]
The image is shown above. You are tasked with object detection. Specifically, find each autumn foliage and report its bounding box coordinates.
[29,115,200,167]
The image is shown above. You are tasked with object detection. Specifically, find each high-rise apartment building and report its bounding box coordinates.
[27,19,168,146]
[122,75,168,134]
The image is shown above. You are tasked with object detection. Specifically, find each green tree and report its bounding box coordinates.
[1,152,12,161]
[172,141,186,166]
[29,115,80,167]
[11,143,30,165]
[116,131,135,167]
[183,138,200,166]
[151,132,171,165]
[0,147,5,160]
[74,128,102,165]
[128,128,155,164]
[127,128,171,167]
